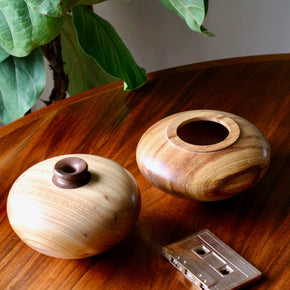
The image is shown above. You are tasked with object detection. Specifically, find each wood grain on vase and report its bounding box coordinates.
[136,110,270,201]
[0,55,289,289]
[7,154,140,259]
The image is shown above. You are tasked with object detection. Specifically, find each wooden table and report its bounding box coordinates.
[0,55,289,289]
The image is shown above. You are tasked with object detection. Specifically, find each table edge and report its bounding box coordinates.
[1,53,289,137]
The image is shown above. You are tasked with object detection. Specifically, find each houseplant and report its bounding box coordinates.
[0,0,212,124]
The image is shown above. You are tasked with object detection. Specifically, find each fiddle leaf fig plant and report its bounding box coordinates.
[0,0,211,124]
[0,48,45,124]
[60,15,118,95]
[72,6,147,90]
[0,0,65,57]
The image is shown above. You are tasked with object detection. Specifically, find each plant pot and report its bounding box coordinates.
[7,154,140,259]
[136,110,270,201]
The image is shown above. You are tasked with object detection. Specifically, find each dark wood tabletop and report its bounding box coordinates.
[0,55,289,289]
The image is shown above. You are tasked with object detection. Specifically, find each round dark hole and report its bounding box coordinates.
[177,120,229,146]
[57,164,76,174]
[196,249,206,255]
[221,269,230,275]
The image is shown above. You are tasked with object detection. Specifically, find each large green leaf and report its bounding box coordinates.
[0,45,9,62]
[0,0,65,57]
[61,15,118,95]
[0,48,45,124]
[72,6,147,90]
[25,0,108,17]
[158,0,213,36]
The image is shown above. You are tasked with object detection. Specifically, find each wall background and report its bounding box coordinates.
[37,0,290,109]
[95,0,290,72]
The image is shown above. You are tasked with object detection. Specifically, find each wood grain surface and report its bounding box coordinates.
[0,55,289,289]
[7,154,140,259]
[136,110,270,201]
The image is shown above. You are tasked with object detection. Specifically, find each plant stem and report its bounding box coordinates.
[42,35,69,105]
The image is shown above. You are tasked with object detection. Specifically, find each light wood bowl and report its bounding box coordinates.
[7,154,140,259]
[136,110,270,201]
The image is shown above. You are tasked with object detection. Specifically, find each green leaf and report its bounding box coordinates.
[61,15,118,95]
[0,0,65,57]
[25,0,107,17]
[72,6,147,90]
[0,45,9,62]
[158,0,213,36]
[0,48,46,124]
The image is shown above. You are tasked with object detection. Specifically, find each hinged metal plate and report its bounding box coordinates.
[162,229,262,289]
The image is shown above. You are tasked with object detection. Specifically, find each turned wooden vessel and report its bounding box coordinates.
[136,110,270,201]
[7,154,140,259]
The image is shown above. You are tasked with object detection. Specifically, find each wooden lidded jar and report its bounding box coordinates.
[7,154,140,259]
[136,110,270,201]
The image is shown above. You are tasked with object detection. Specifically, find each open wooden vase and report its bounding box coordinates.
[136,110,270,201]
[7,154,140,259]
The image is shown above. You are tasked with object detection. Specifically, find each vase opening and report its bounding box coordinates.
[59,164,77,174]
[53,157,91,188]
[55,159,84,175]
[177,120,229,146]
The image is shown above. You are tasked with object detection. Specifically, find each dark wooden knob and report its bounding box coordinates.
[52,157,91,189]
